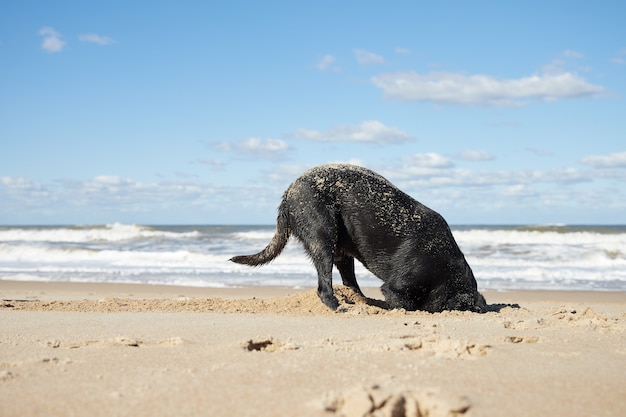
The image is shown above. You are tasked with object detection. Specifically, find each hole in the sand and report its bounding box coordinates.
[334,287,390,310]
[244,339,274,351]
[485,302,521,313]
[403,342,423,351]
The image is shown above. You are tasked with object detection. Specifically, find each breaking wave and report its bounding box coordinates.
[1,224,624,291]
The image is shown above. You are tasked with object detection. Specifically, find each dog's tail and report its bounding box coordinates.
[230,201,290,266]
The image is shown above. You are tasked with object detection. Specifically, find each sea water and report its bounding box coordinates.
[0,223,624,291]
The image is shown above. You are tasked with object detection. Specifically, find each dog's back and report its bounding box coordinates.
[283,164,460,264]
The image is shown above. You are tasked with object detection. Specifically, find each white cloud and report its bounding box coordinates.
[354,49,386,65]
[1,176,34,188]
[525,147,555,157]
[239,138,288,152]
[561,49,584,59]
[401,166,590,189]
[197,158,224,170]
[213,138,289,160]
[266,163,314,182]
[458,150,495,161]
[580,151,626,168]
[542,50,588,75]
[0,176,47,195]
[61,176,216,207]
[293,120,414,144]
[384,153,454,179]
[501,184,537,198]
[0,177,53,213]
[93,175,127,185]
[379,153,598,192]
[395,47,411,55]
[39,26,65,53]
[381,163,626,222]
[79,33,115,45]
[213,142,232,152]
[403,153,453,169]
[611,48,626,65]
[1,173,288,223]
[316,54,336,70]
[371,70,606,107]
[3,158,625,224]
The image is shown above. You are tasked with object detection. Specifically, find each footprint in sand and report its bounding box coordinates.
[244,338,276,351]
[503,319,546,330]
[64,336,187,349]
[157,336,186,346]
[549,307,624,332]
[503,335,540,344]
[243,337,300,352]
[377,335,490,359]
[322,384,472,417]
[283,334,491,359]
[111,337,141,347]
[46,339,61,348]
[0,370,16,381]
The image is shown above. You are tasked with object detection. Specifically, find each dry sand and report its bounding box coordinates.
[1,280,624,417]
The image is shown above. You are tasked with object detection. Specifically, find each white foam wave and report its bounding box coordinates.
[0,225,624,290]
[455,229,625,263]
[454,228,625,248]
[0,223,199,243]
[231,230,276,241]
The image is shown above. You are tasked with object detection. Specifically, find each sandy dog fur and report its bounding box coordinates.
[231,164,486,312]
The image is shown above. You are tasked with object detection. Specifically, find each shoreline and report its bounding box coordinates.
[1,279,625,417]
[3,278,625,302]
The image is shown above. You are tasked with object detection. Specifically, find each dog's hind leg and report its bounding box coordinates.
[301,239,337,309]
[295,221,340,310]
[313,255,339,310]
[334,253,364,297]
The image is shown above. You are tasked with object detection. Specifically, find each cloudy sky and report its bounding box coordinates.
[1,1,625,225]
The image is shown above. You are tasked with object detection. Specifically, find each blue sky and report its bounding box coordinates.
[1,1,625,225]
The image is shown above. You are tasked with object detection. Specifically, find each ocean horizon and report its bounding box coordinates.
[1,223,625,292]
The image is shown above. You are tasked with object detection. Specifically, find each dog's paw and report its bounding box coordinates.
[321,295,340,311]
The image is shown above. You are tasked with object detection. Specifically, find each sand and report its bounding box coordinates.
[1,280,624,417]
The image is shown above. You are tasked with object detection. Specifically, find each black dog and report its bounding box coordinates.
[231,164,486,312]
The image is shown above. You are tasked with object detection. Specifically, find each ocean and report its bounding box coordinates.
[0,223,625,292]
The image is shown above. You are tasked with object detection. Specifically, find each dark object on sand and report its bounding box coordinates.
[231,164,486,312]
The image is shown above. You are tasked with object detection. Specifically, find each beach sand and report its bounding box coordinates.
[1,280,624,417]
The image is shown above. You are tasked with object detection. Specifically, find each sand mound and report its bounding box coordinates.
[2,286,393,315]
